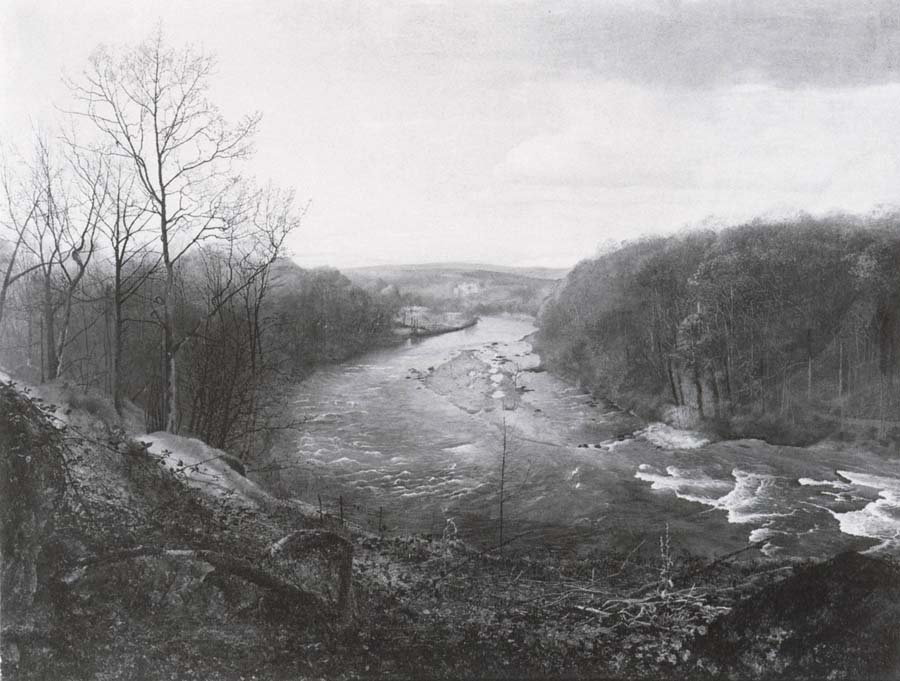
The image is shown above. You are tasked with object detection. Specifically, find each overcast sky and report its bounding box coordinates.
[4,0,900,268]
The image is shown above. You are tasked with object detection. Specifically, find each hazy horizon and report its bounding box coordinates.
[5,0,900,269]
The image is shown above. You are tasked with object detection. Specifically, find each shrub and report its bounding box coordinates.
[722,410,837,447]
[62,387,119,426]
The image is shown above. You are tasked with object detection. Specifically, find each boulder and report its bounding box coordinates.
[269,529,354,620]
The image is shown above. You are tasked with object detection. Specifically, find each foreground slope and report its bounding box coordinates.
[2,378,899,680]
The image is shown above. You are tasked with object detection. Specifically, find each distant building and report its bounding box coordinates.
[397,305,429,327]
[454,282,480,298]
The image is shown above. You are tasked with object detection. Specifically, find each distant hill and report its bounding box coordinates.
[346,263,569,281]
[342,263,566,315]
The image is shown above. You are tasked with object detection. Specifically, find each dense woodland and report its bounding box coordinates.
[539,217,900,444]
[0,32,396,462]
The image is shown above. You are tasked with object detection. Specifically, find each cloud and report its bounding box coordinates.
[477,79,900,263]
[492,80,900,198]
[350,0,900,89]
[537,0,900,89]
[493,81,699,190]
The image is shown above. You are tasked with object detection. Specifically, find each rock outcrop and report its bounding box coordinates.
[696,551,900,679]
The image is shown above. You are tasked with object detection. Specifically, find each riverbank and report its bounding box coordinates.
[393,309,479,339]
[393,317,479,339]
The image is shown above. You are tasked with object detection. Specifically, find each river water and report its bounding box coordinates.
[272,315,900,561]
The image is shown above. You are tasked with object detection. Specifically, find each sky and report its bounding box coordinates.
[3,0,900,269]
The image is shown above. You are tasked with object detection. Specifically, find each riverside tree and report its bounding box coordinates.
[66,27,261,432]
[5,133,105,382]
[179,183,301,452]
[73,151,155,413]
[0,147,46,330]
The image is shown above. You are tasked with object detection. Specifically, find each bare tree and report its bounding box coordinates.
[66,27,260,431]
[183,183,302,452]
[0,148,45,329]
[495,413,535,556]
[12,134,101,381]
[53,146,105,380]
[70,148,156,412]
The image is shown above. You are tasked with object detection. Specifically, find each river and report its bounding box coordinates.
[269,315,900,561]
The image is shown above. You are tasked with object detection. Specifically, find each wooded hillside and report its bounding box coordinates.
[538,216,900,444]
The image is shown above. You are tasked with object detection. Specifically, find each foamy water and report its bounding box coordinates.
[634,466,793,538]
[634,462,900,555]
[635,423,710,450]
[825,471,900,553]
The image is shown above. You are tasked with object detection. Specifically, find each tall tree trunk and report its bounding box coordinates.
[215,339,242,449]
[838,338,844,432]
[112,296,123,413]
[666,358,680,406]
[723,349,734,413]
[692,363,704,418]
[26,306,33,369]
[43,277,58,381]
[877,298,896,389]
[0,236,25,329]
[758,354,767,413]
[54,287,79,380]
[39,315,44,382]
[806,328,813,402]
[709,363,721,418]
[161,199,178,433]
[165,332,177,432]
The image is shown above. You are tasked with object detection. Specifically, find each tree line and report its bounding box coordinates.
[538,216,900,444]
[0,29,396,461]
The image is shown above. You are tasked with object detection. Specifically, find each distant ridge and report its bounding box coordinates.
[341,262,563,315]
[345,263,570,280]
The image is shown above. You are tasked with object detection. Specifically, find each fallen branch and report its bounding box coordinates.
[570,604,612,619]
[606,538,646,580]
[681,540,765,580]
[61,545,326,612]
